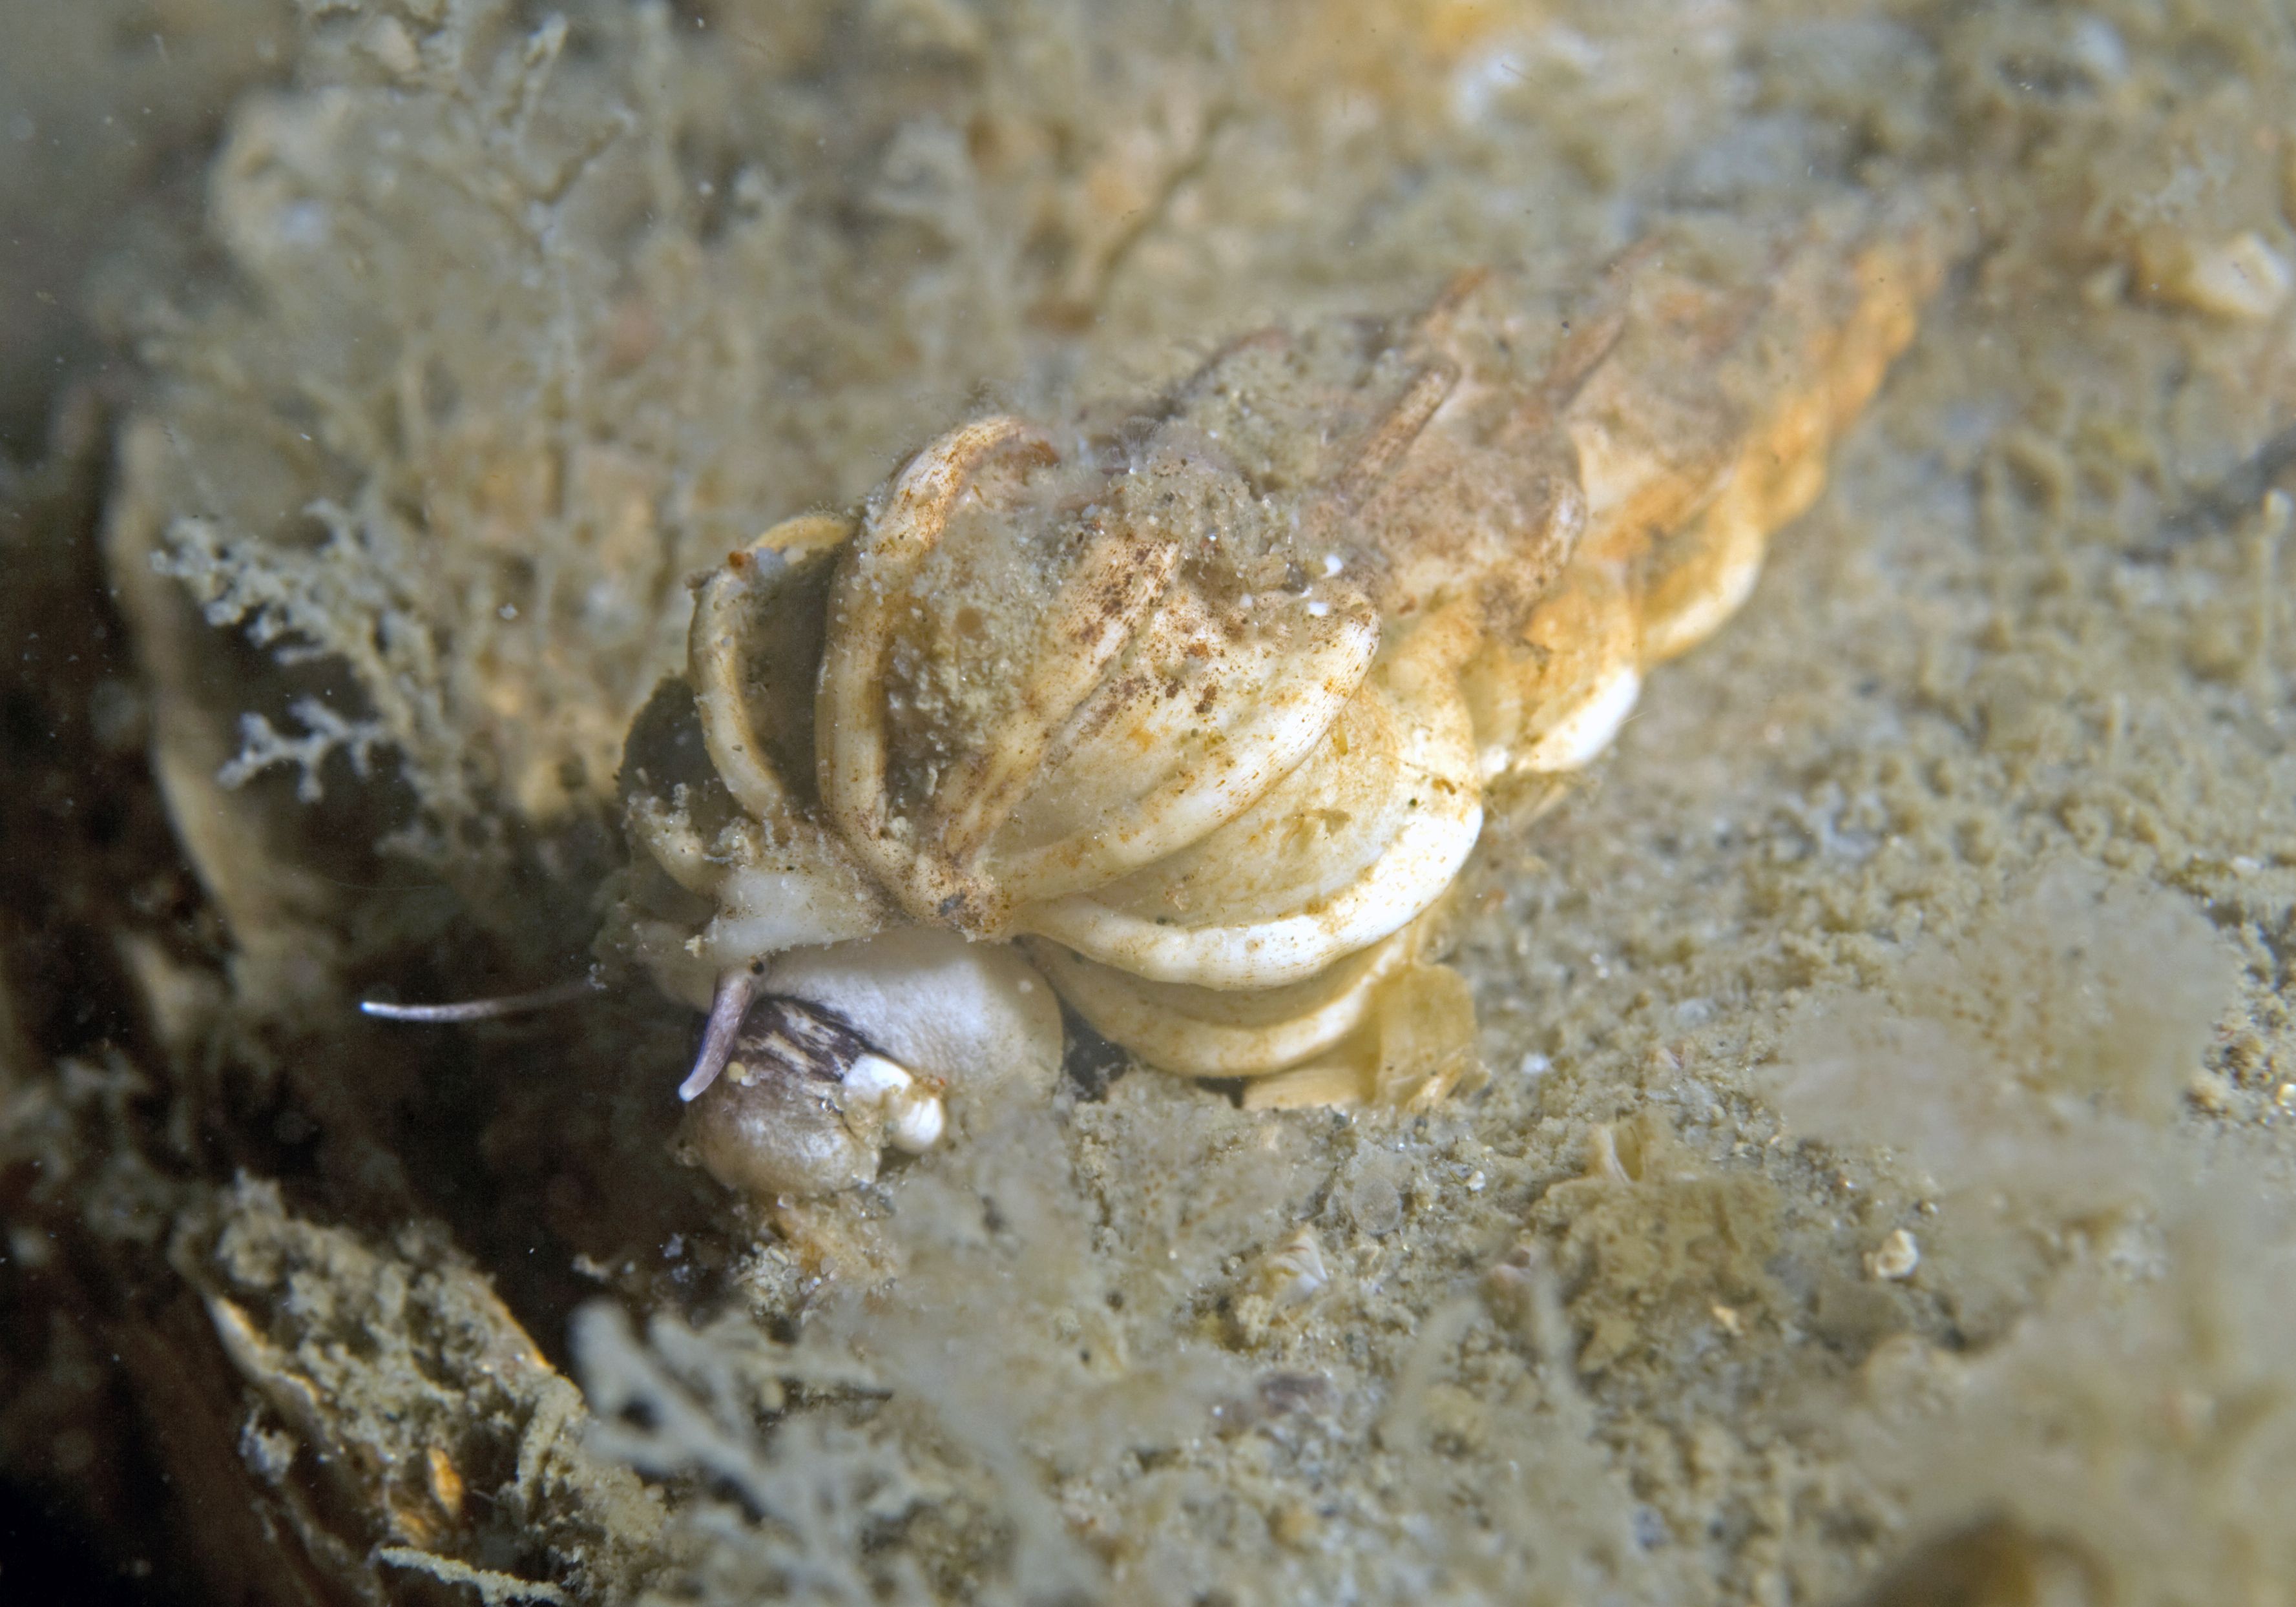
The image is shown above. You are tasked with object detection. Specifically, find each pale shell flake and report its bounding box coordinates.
[607,185,1960,1197]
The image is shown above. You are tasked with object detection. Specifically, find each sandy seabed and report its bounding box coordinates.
[4,3,2295,1604]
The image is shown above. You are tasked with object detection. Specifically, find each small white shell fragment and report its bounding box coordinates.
[1250,1227,1330,1307]
[2144,229,2293,322]
[875,1070,948,1155]
[886,1091,945,1154]
[2186,1068,2235,1114]
[1864,1227,1921,1281]
[1582,1122,1636,1186]
[363,15,421,78]
[840,1053,947,1155]
[842,1053,912,1103]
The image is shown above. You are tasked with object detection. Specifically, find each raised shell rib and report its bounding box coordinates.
[1012,603,1483,988]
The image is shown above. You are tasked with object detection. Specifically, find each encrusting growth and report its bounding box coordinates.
[585,185,1956,1199]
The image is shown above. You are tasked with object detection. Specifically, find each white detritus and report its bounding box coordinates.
[841,1052,912,1104]
[1251,1227,1330,1308]
[885,1086,946,1153]
[2148,229,2292,322]
[841,1052,947,1155]
[1865,1227,1921,1281]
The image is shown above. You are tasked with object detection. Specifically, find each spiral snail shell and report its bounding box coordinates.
[596,188,1957,1199]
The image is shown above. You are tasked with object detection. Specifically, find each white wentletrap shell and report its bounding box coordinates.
[432,189,1956,1202]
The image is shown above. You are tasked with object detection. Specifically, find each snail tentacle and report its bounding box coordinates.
[359,975,605,1022]
[677,968,758,1103]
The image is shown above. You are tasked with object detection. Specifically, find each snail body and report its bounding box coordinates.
[603,189,1958,1198]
